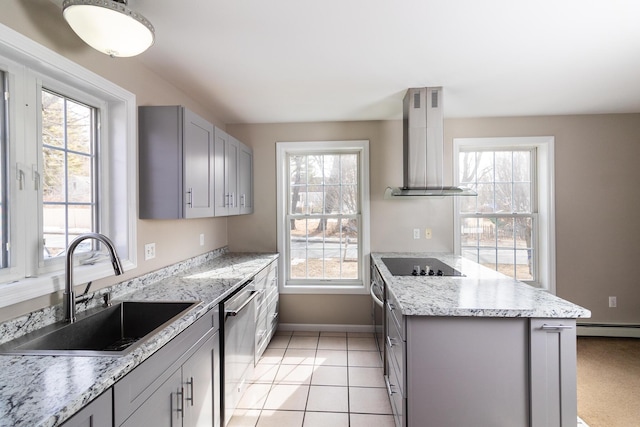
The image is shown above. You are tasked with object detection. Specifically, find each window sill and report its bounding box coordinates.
[280,284,368,295]
[0,260,135,309]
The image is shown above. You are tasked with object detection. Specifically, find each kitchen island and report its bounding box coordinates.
[371,252,591,427]
[0,251,278,427]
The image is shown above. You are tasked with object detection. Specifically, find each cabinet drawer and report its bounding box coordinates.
[385,359,404,427]
[386,321,405,396]
[386,291,405,341]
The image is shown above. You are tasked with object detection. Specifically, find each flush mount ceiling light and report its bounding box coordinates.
[62,0,155,58]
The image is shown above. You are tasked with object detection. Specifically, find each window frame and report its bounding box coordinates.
[454,136,556,292]
[276,140,370,295]
[0,22,137,307]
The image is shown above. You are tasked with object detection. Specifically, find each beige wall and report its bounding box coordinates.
[229,114,640,326]
[0,0,229,322]
[4,1,639,328]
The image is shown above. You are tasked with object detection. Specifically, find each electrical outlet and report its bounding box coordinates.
[144,243,156,260]
[425,228,432,239]
[609,296,617,308]
[199,233,205,246]
[413,228,420,239]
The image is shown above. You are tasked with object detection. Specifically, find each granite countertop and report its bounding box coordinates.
[0,251,278,427]
[372,252,591,318]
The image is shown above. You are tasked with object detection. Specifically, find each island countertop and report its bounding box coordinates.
[0,251,278,427]
[371,252,591,318]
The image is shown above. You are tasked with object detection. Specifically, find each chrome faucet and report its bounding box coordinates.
[64,233,124,323]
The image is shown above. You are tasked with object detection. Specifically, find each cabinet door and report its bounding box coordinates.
[530,318,577,427]
[238,142,253,215]
[61,390,112,427]
[214,128,229,216]
[226,135,240,216]
[120,368,183,427]
[183,109,215,218]
[183,332,220,427]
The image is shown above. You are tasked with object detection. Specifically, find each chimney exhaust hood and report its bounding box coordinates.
[386,87,476,197]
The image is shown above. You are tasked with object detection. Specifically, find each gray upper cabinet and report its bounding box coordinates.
[214,128,253,216]
[139,106,215,219]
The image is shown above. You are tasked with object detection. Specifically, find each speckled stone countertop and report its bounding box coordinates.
[372,252,591,318]
[0,251,278,427]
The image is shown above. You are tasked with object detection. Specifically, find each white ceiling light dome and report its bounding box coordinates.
[62,0,155,58]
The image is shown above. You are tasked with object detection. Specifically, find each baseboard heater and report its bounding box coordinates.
[577,323,640,338]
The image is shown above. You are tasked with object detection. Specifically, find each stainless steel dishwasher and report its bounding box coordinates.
[221,281,258,426]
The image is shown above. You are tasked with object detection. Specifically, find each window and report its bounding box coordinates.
[0,23,137,306]
[41,90,98,259]
[276,141,370,294]
[454,137,555,291]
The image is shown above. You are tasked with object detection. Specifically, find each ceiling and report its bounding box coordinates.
[63,0,640,124]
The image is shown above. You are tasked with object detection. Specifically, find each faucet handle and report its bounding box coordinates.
[103,292,112,307]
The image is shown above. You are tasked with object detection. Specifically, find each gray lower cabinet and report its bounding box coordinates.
[139,106,215,219]
[60,390,112,427]
[254,261,278,361]
[114,308,220,427]
[530,318,577,427]
[384,293,577,427]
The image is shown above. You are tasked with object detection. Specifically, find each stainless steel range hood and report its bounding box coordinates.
[386,87,476,197]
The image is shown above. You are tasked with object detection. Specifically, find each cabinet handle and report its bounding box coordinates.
[186,188,193,207]
[386,336,396,348]
[385,376,398,396]
[386,301,396,311]
[175,387,184,417]
[241,194,246,207]
[541,324,573,330]
[185,377,194,406]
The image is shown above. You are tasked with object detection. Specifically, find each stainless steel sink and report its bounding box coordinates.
[0,301,200,357]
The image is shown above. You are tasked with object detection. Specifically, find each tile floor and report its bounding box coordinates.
[228,330,394,427]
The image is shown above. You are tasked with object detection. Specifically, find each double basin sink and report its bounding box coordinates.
[0,300,200,357]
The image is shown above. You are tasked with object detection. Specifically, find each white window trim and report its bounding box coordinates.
[0,23,137,308]
[276,140,370,295]
[453,136,556,294]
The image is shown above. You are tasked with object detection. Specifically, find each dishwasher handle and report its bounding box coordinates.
[225,290,260,317]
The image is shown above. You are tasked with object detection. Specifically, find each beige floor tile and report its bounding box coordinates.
[347,332,375,338]
[348,350,383,367]
[257,410,305,427]
[292,331,320,336]
[314,349,348,367]
[274,364,314,385]
[258,348,285,365]
[318,336,347,350]
[249,363,279,384]
[347,337,378,351]
[348,367,385,388]
[266,335,291,349]
[303,411,350,427]
[274,329,292,337]
[236,383,271,410]
[263,384,310,411]
[227,409,260,427]
[288,335,319,349]
[282,348,316,365]
[310,365,348,386]
[350,413,396,427]
[349,387,393,414]
[306,385,349,412]
[319,331,347,337]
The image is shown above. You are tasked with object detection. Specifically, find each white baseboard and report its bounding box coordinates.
[577,323,640,338]
[278,323,374,333]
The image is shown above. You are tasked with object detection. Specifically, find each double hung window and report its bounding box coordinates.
[276,141,370,293]
[455,137,555,291]
[0,23,137,306]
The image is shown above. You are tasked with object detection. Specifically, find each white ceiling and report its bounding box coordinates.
[75,1,640,123]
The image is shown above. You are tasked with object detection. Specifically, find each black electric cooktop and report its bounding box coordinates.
[381,257,464,277]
